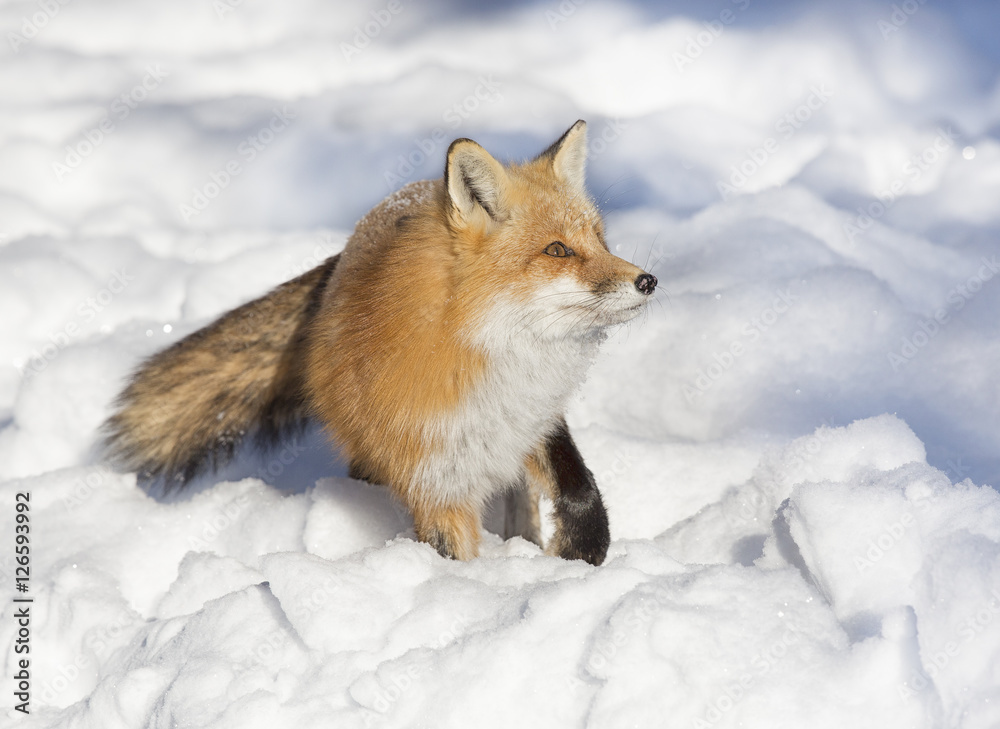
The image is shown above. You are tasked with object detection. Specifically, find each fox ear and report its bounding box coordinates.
[540,120,588,192]
[445,138,510,227]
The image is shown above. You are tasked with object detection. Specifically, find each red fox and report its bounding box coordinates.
[103,121,657,565]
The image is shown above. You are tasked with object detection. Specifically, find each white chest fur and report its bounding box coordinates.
[415,300,600,507]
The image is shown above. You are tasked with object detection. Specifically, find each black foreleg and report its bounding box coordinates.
[529,420,610,566]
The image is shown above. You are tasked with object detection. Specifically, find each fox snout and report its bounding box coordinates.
[635,273,657,295]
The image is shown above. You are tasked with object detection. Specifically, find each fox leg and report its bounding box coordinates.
[410,499,482,561]
[526,420,610,566]
[348,461,482,560]
[499,480,543,547]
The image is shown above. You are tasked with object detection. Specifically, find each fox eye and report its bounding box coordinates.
[544,241,573,257]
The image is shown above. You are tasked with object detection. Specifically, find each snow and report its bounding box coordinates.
[2,0,1000,726]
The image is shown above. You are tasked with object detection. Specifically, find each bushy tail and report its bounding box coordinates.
[103,255,340,488]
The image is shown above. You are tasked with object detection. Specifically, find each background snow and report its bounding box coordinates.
[1,0,1000,726]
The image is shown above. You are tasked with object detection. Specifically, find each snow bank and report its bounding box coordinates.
[4,416,998,728]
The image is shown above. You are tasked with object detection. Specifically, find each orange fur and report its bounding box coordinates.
[410,499,482,561]
[302,129,649,559]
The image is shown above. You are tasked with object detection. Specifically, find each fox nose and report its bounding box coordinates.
[635,273,657,295]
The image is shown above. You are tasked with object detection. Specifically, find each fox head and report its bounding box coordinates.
[443,120,657,341]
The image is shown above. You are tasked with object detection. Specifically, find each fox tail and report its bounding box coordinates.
[102,255,339,488]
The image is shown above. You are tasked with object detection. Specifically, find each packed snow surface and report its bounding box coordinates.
[2,0,1000,727]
